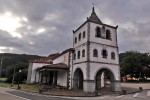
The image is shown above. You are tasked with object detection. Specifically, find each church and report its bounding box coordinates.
[27,7,121,93]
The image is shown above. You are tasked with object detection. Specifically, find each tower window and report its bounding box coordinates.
[77,51,80,59]
[93,49,98,57]
[83,31,86,38]
[111,52,115,59]
[106,29,111,40]
[74,53,76,60]
[95,27,101,37]
[79,33,81,41]
[102,49,107,58]
[75,37,77,44]
[82,49,85,57]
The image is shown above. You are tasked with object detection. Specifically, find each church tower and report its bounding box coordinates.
[71,7,121,93]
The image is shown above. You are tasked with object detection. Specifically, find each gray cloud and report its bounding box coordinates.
[0,0,150,55]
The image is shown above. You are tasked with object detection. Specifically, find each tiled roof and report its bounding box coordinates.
[37,63,69,70]
[29,53,60,63]
[54,48,74,59]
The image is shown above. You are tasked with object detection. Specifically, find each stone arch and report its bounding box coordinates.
[73,68,84,89]
[95,67,115,91]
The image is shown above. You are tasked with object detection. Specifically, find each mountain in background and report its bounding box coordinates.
[0,53,44,77]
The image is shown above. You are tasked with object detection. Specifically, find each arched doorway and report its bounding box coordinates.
[73,68,83,89]
[95,68,115,91]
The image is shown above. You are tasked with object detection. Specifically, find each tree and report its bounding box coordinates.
[120,51,150,81]
[6,62,28,83]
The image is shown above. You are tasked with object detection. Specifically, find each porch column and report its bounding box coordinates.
[53,71,57,85]
[34,71,37,83]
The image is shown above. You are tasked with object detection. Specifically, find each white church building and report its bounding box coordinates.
[27,7,121,93]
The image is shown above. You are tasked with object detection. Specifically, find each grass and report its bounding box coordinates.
[0,81,39,92]
[20,84,39,92]
[0,82,11,87]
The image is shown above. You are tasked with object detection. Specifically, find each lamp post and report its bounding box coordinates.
[17,69,22,90]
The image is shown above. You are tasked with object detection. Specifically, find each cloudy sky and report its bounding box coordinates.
[0,0,150,56]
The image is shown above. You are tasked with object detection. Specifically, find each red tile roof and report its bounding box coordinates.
[29,53,60,63]
[36,63,69,70]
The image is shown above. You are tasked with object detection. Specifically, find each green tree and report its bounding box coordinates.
[6,62,28,83]
[120,51,150,80]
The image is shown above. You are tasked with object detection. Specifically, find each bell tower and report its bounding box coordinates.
[72,7,121,93]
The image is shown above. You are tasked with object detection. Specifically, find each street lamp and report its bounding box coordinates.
[17,69,22,90]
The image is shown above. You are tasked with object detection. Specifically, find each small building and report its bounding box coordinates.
[27,7,121,93]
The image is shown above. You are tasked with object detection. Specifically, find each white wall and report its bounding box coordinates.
[89,43,119,64]
[53,52,70,65]
[90,23,117,47]
[57,70,68,87]
[73,44,87,64]
[30,63,50,83]
[73,23,88,48]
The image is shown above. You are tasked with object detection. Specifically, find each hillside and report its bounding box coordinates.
[0,53,44,77]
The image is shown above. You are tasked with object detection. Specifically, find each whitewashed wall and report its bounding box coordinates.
[73,23,88,48]
[30,63,50,83]
[53,52,70,65]
[89,43,119,64]
[57,70,68,87]
[73,44,87,64]
[90,23,117,47]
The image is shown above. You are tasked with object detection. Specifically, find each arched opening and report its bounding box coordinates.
[102,49,107,58]
[106,30,111,39]
[93,49,98,57]
[111,52,115,60]
[82,49,85,57]
[95,68,115,91]
[95,27,101,37]
[73,68,83,89]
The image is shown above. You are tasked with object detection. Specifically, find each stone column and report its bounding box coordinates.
[83,80,95,93]
[111,80,121,92]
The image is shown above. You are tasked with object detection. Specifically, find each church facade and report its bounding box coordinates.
[27,7,121,93]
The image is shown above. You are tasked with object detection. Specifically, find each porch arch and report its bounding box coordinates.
[73,68,84,89]
[95,67,115,91]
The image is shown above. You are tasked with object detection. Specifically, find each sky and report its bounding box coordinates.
[0,0,150,56]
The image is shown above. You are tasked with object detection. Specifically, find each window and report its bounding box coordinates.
[83,31,86,38]
[106,29,111,40]
[111,52,115,59]
[75,37,77,44]
[93,49,98,57]
[95,27,101,37]
[102,26,105,33]
[77,51,80,59]
[102,49,107,58]
[82,49,85,57]
[74,53,76,60]
[79,33,81,41]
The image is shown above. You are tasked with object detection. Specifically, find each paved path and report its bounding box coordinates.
[75,90,150,100]
[0,87,150,100]
[4,89,150,100]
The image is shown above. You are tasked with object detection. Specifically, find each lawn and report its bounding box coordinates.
[0,82,11,87]
[0,81,39,92]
